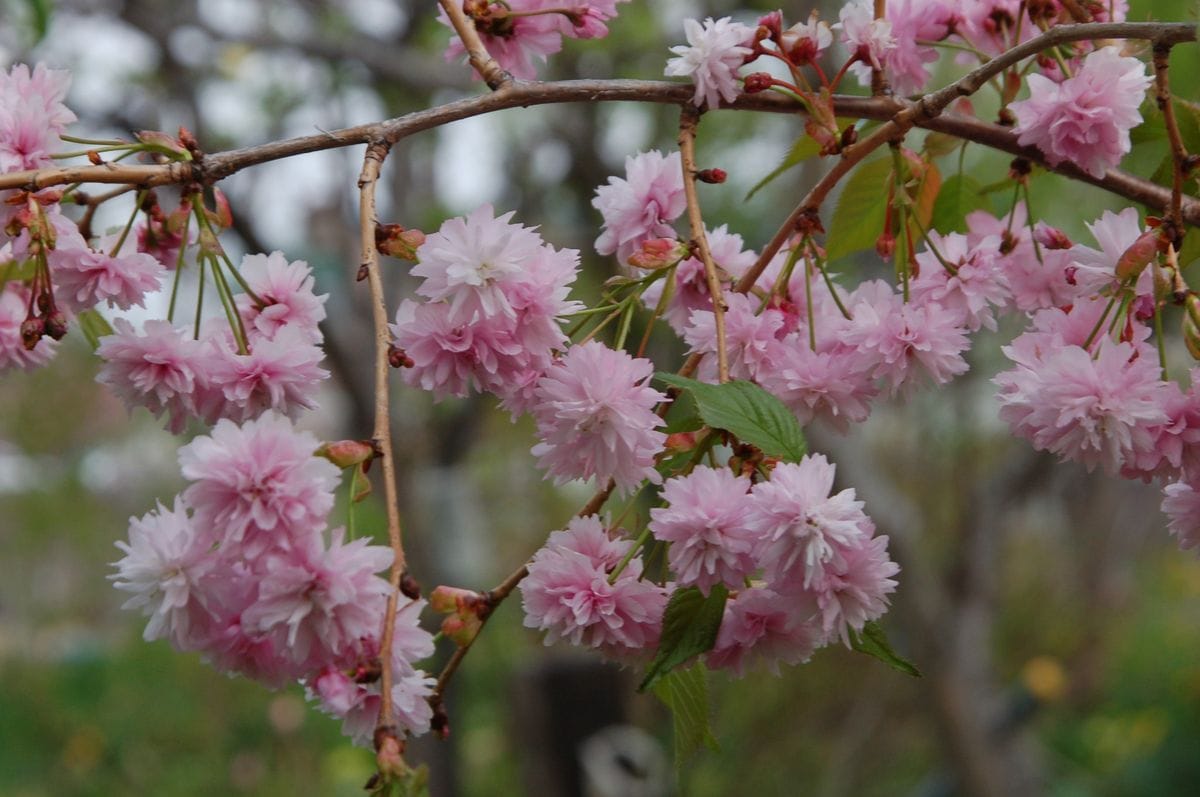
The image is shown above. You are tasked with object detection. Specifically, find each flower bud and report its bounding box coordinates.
[87,150,103,165]
[628,238,689,270]
[388,344,414,369]
[742,72,775,93]
[875,230,896,260]
[1033,223,1072,250]
[374,728,408,779]
[756,10,782,42]
[137,130,189,159]
[44,311,68,341]
[805,119,839,156]
[316,439,376,469]
[1115,229,1163,282]
[696,168,726,184]
[429,585,488,647]
[376,223,425,260]
[20,317,44,350]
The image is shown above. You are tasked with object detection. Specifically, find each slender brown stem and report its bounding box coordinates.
[437,0,512,90]
[1153,43,1188,241]
[678,108,730,383]
[358,138,407,737]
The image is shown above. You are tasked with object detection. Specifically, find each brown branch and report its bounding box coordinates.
[1153,42,1188,241]
[678,108,730,383]
[358,137,408,741]
[437,0,512,90]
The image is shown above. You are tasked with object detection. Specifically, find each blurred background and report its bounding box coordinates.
[2,0,1200,795]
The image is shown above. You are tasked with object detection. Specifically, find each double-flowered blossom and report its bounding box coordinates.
[234,252,328,343]
[392,204,580,411]
[835,0,896,73]
[1163,478,1200,552]
[910,231,1011,332]
[1011,46,1152,179]
[849,0,951,95]
[520,516,668,656]
[593,150,686,265]
[531,340,667,493]
[0,62,75,174]
[649,466,758,594]
[664,16,755,109]
[707,587,826,676]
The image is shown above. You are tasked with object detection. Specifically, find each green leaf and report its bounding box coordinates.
[848,621,921,677]
[930,174,988,234]
[745,135,823,201]
[825,155,893,262]
[0,258,36,290]
[661,381,702,434]
[652,665,718,772]
[76,309,114,351]
[639,585,728,691]
[24,0,52,42]
[655,374,807,462]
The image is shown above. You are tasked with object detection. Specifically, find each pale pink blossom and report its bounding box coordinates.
[178,413,341,555]
[842,288,970,396]
[308,668,436,747]
[1066,207,1152,298]
[0,63,76,173]
[995,338,1171,474]
[234,251,327,343]
[1123,380,1200,482]
[835,0,896,72]
[0,282,57,371]
[849,0,950,95]
[96,319,210,433]
[642,225,755,332]
[757,339,877,432]
[544,515,630,571]
[242,530,394,671]
[531,341,667,494]
[707,587,826,676]
[747,455,876,589]
[664,16,755,109]
[684,293,787,382]
[1163,478,1200,552]
[1011,46,1151,179]
[51,232,165,312]
[206,326,329,422]
[520,539,667,653]
[649,466,759,594]
[780,15,833,65]
[910,231,1010,332]
[110,498,216,649]
[812,533,899,643]
[412,205,546,325]
[967,207,1075,313]
[593,150,686,264]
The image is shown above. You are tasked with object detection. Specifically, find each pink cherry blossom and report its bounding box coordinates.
[642,224,755,332]
[110,498,216,649]
[684,293,787,383]
[544,515,631,571]
[440,1,563,81]
[96,319,211,433]
[51,232,165,312]
[234,251,327,343]
[178,413,341,555]
[835,0,896,72]
[308,668,436,747]
[811,533,899,643]
[0,63,76,173]
[593,150,686,264]
[1011,46,1151,179]
[664,16,755,109]
[780,15,833,65]
[747,455,876,589]
[206,326,329,422]
[707,587,826,676]
[910,231,1010,332]
[995,338,1171,474]
[850,0,951,95]
[531,341,667,494]
[649,466,759,594]
[1163,478,1200,552]
[1067,207,1152,298]
[757,339,877,432]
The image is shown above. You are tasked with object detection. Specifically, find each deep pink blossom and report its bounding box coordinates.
[747,455,876,589]
[664,17,754,109]
[1011,46,1151,179]
[593,150,686,264]
[178,413,341,555]
[531,341,667,494]
[649,466,759,594]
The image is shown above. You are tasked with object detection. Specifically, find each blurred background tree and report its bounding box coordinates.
[2,1,1200,795]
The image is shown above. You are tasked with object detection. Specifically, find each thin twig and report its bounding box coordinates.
[437,0,513,90]
[1153,42,1188,241]
[678,107,730,382]
[358,138,407,738]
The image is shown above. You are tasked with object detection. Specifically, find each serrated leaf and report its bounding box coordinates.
[849,621,921,677]
[76,309,114,351]
[652,665,718,773]
[930,174,988,234]
[826,155,893,262]
[639,585,728,691]
[655,374,807,462]
[745,135,823,201]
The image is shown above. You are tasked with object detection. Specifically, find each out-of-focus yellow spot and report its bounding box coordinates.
[1128,709,1169,753]
[218,44,251,78]
[61,726,104,775]
[1022,655,1066,703]
[268,694,305,734]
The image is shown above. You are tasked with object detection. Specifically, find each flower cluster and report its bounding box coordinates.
[111,414,436,745]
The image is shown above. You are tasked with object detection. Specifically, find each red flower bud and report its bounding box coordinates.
[742,72,775,93]
[1116,229,1164,282]
[316,439,376,469]
[696,168,726,184]
[875,231,896,260]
